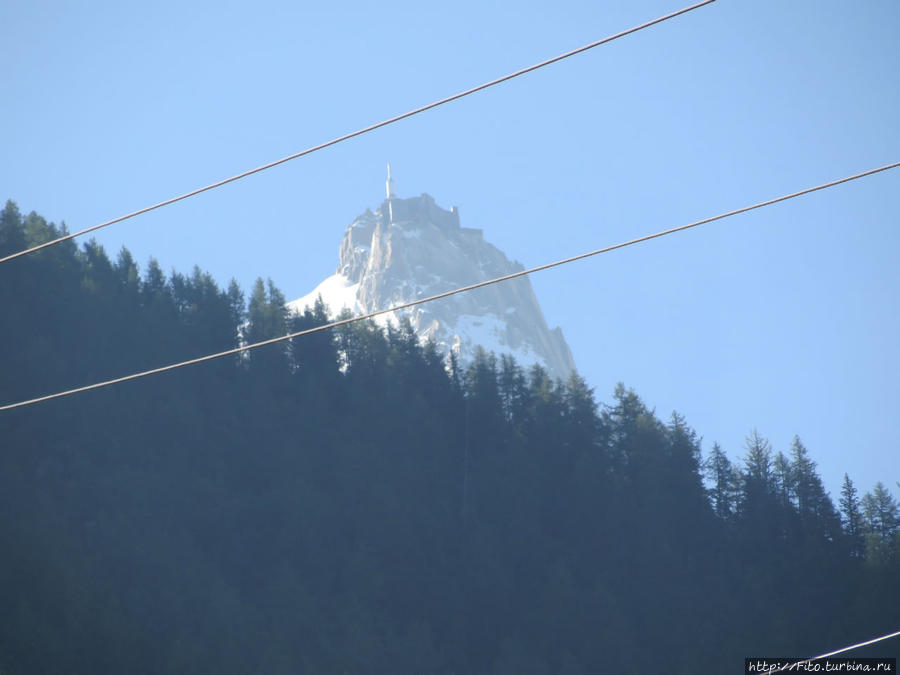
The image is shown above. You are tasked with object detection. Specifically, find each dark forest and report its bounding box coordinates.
[1,201,897,673]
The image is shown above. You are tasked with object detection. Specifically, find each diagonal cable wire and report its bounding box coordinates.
[766,628,900,673]
[0,0,717,265]
[1,160,896,412]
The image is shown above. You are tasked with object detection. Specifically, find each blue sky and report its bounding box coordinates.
[2,0,898,499]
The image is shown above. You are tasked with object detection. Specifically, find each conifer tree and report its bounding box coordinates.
[115,247,140,295]
[704,442,738,520]
[772,451,794,506]
[666,413,703,486]
[142,257,169,303]
[743,429,773,485]
[563,372,601,455]
[738,430,781,536]
[861,483,898,564]
[862,482,899,541]
[790,436,817,518]
[739,430,773,510]
[839,474,864,557]
[226,279,245,337]
[498,354,528,423]
[0,199,25,255]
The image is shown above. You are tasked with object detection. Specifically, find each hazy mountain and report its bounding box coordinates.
[288,169,577,381]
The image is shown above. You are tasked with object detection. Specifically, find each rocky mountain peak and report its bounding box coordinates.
[288,174,577,382]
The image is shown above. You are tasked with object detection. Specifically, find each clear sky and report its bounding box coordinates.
[2,0,898,499]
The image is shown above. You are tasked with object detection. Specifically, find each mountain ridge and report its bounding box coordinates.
[288,179,577,381]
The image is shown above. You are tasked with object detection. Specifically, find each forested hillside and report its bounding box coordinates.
[1,201,897,673]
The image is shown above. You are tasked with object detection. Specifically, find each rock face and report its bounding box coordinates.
[288,189,577,382]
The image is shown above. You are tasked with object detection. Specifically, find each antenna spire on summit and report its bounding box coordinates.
[386,163,397,200]
[386,164,396,224]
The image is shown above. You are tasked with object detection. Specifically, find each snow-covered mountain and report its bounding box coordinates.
[288,170,577,382]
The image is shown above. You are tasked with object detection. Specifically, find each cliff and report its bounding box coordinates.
[288,191,577,382]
